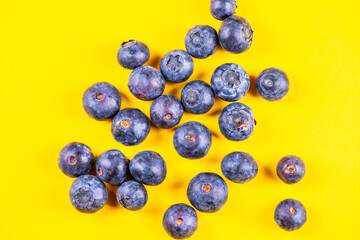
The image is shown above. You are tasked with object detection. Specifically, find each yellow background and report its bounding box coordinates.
[1,0,359,239]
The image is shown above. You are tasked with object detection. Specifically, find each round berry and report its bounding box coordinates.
[276,155,305,184]
[58,142,94,178]
[160,50,194,83]
[96,149,128,185]
[218,102,255,141]
[150,95,183,129]
[256,68,289,101]
[117,40,150,69]
[116,181,148,210]
[69,175,108,213]
[173,122,212,159]
[129,151,167,186]
[181,80,215,114]
[111,108,151,146]
[163,203,198,239]
[82,82,121,120]
[221,152,258,183]
[275,199,307,231]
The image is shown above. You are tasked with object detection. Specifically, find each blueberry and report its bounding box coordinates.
[69,175,108,213]
[117,40,150,69]
[274,199,307,231]
[150,95,184,129]
[173,122,212,159]
[210,0,237,20]
[82,82,121,120]
[96,149,128,185]
[219,16,253,54]
[58,142,94,178]
[218,102,255,141]
[116,180,148,210]
[221,152,258,183]
[211,63,250,102]
[185,25,218,59]
[276,155,305,184]
[256,68,289,101]
[181,80,215,114]
[187,172,228,213]
[160,50,194,83]
[163,203,198,239]
[128,66,165,101]
[129,151,167,186]
[111,108,151,146]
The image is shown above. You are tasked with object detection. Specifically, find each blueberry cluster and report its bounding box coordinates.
[59,145,166,212]
[59,1,306,238]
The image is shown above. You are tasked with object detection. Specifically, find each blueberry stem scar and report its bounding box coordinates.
[165,113,172,120]
[285,164,296,174]
[121,40,135,47]
[120,119,131,128]
[69,156,76,163]
[290,207,296,214]
[176,218,183,225]
[202,184,211,193]
[96,93,103,100]
[187,134,195,141]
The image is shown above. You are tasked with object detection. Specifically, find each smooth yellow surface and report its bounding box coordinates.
[1,0,359,239]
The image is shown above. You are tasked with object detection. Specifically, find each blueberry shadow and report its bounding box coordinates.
[147,54,162,69]
[168,179,187,190]
[169,126,179,133]
[207,108,222,117]
[126,173,135,181]
[206,157,221,166]
[106,184,120,208]
[168,87,180,97]
[210,130,220,138]
[215,45,228,55]
[118,91,131,102]
[165,81,187,98]
[143,203,163,214]
[262,165,277,181]
[249,75,258,97]
[88,155,99,176]
[102,118,114,125]
[193,72,206,80]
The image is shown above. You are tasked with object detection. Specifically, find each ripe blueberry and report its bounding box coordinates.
[187,172,228,213]
[117,40,150,69]
[275,199,307,231]
[58,142,94,178]
[210,0,237,20]
[111,108,151,146]
[116,180,148,210]
[211,63,250,102]
[129,151,167,186]
[82,82,121,120]
[128,66,165,100]
[173,121,212,159]
[219,15,253,54]
[69,175,108,213]
[160,50,194,83]
[276,155,305,184]
[163,203,198,239]
[150,95,183,129]
[221,152,258,183]
[96,149,128,185]
[185,25,218,59]
[181,80,215,114]
[218,102,255,141]
[256,68,289,101]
